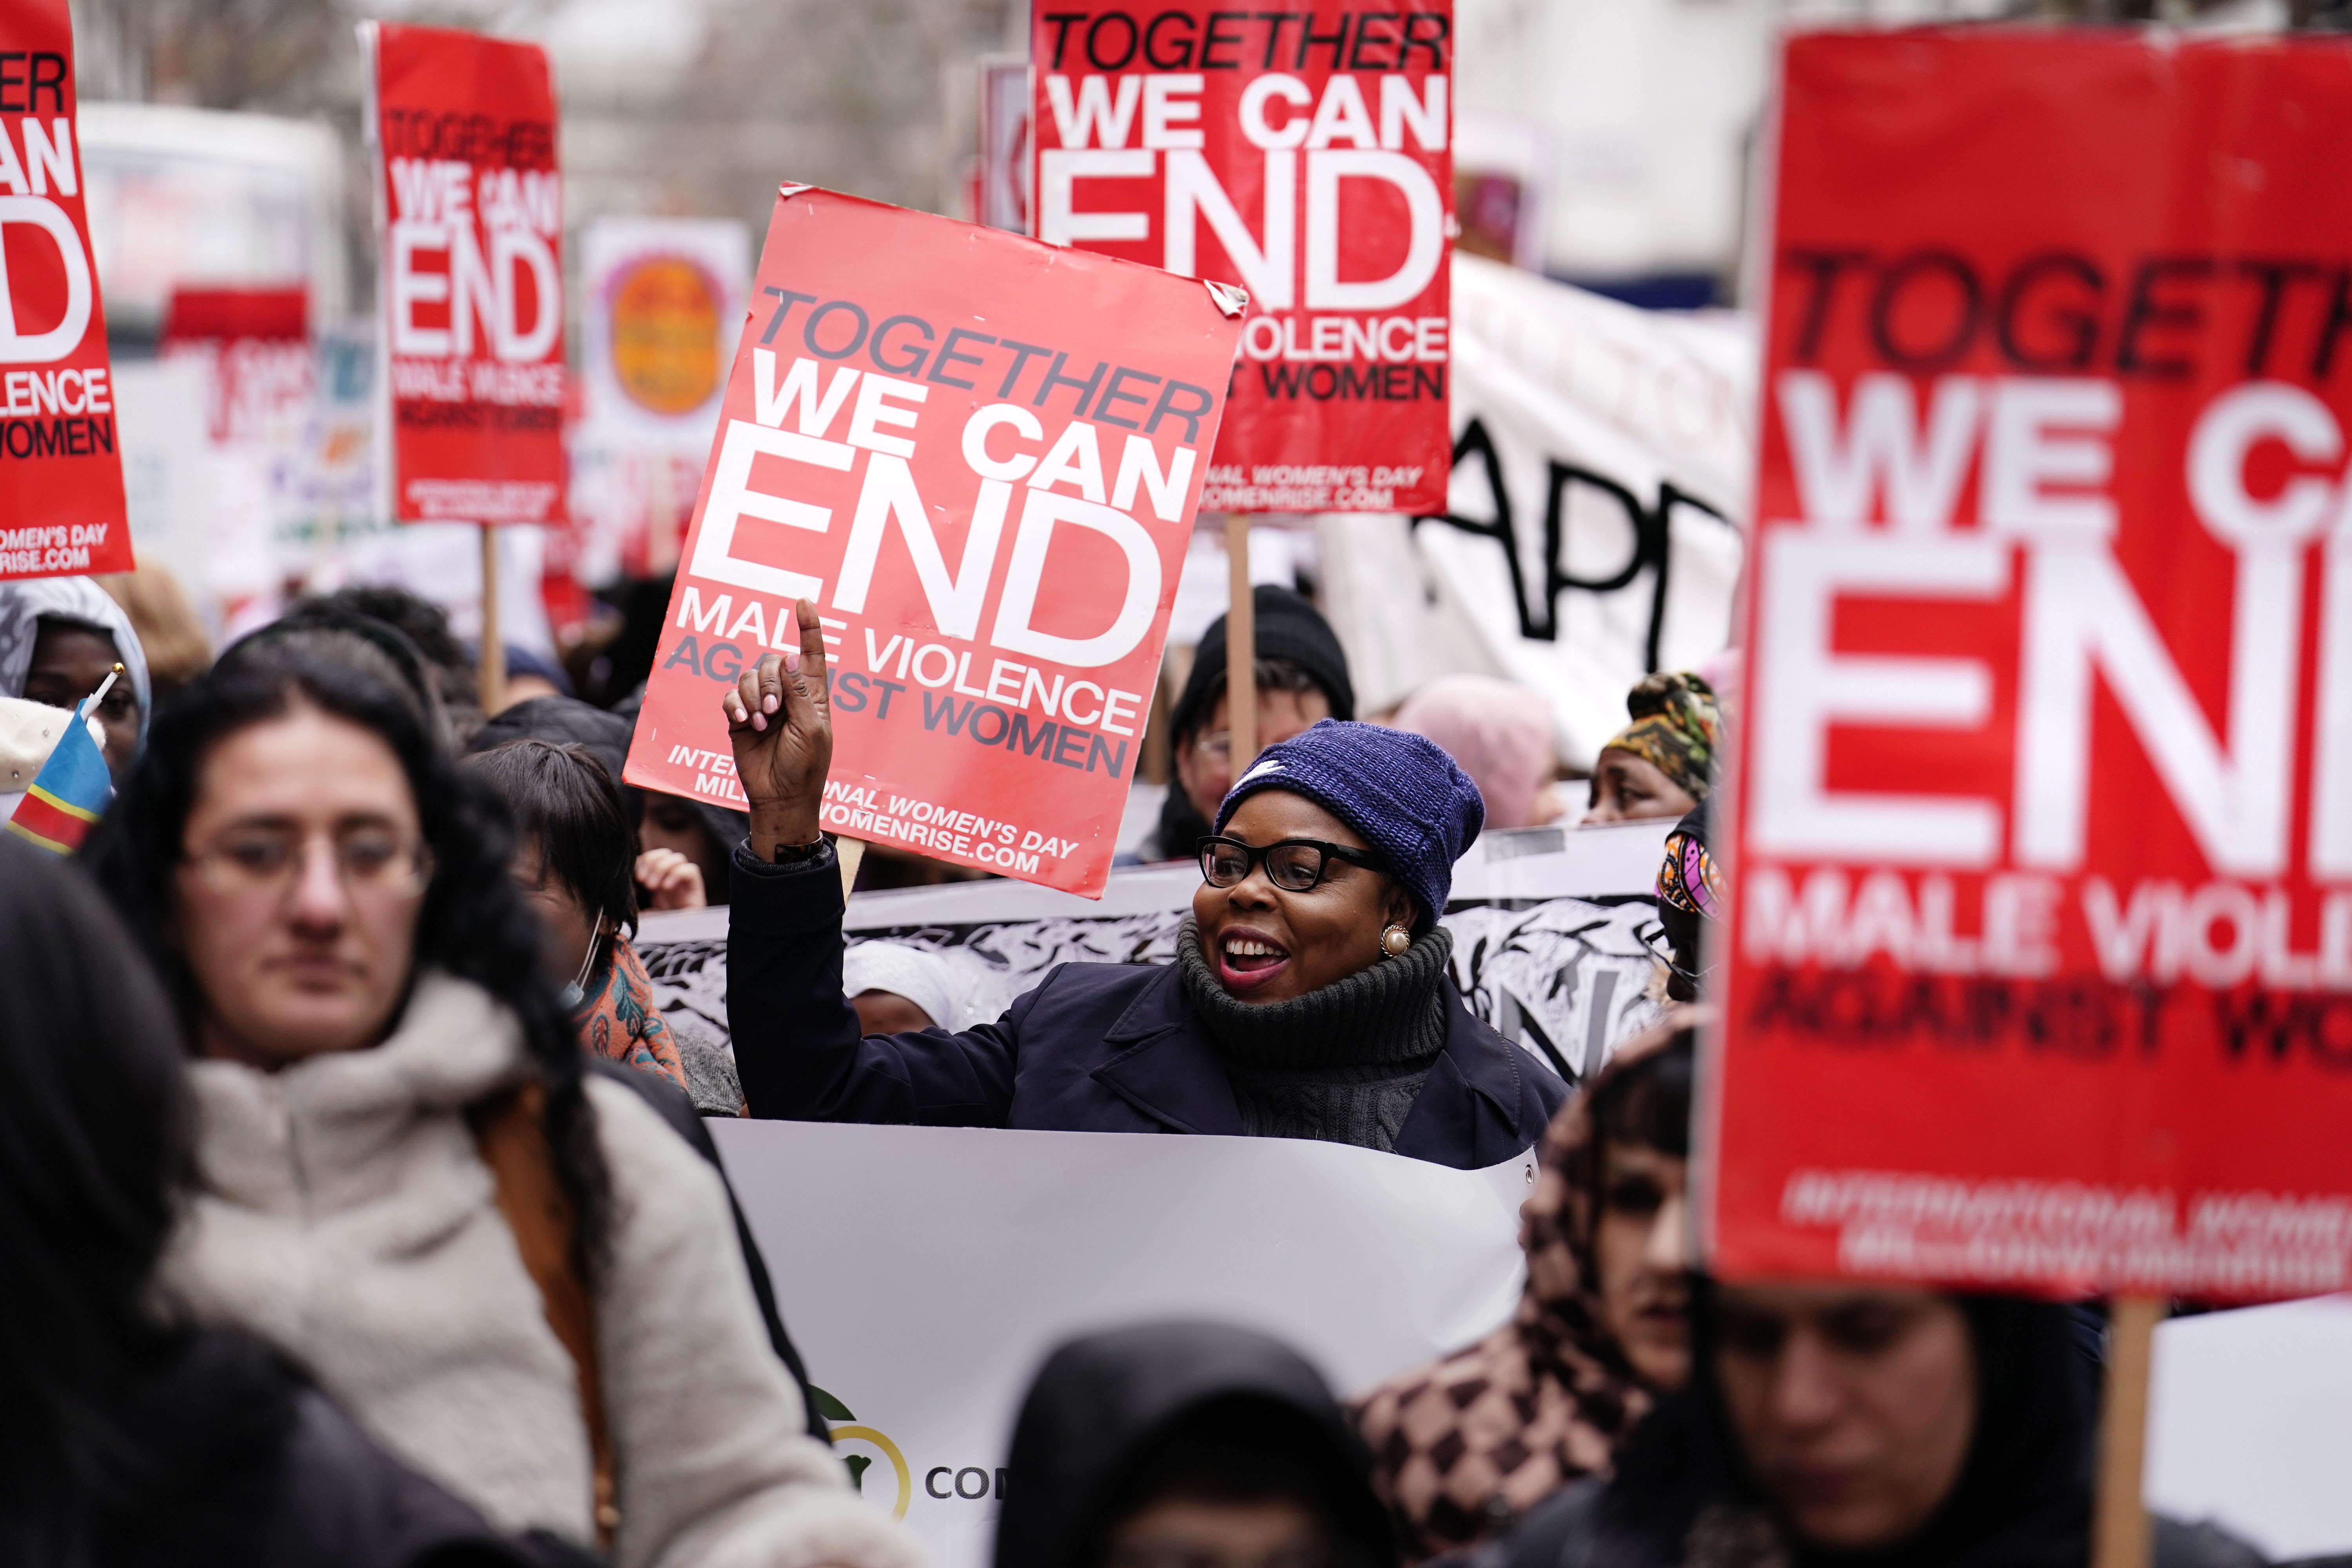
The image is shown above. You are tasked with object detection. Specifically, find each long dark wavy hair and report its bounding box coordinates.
[80,627,609,1270]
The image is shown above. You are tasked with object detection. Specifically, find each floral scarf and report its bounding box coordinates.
[575,933,687,1092]
[1601,671,1720,801]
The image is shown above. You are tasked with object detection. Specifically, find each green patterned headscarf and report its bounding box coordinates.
[1599,671,1720,800]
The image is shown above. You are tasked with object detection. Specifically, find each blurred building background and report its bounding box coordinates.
[65,0,2318,328]
[51,0,2337,768]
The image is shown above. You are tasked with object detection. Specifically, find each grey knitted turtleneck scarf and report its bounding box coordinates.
[1176,918,1454,1153]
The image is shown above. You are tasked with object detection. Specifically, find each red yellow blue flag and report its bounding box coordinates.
[4,673,115,855]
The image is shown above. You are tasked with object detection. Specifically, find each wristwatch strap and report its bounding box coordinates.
[771,835,829,866]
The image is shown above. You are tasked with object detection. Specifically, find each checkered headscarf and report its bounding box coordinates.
[1352,1022,1688,1561]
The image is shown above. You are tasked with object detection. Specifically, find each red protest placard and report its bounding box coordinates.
[620,187,1243,896]
[1706,31,2352,1304]
[161,287,311,446]
[0,0,127,583]
[364,22,564,526]
[1031,3,1450,515]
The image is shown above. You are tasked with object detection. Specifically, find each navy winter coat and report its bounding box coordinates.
[728,846,1567,1169]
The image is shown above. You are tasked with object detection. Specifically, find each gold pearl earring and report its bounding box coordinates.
[1381,924,1412,957]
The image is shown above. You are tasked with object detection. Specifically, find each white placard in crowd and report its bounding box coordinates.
[715,1119,1534,1568]
[2146,1294,2352,1561]
[578,216,750,451]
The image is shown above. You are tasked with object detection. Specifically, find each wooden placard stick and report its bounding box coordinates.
[478,523,506,714]
[1225,513,1256,769]
[2091,1294,2162,1568]
[836,835,866,898]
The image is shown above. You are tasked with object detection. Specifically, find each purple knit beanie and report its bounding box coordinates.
[1214,718,1485,929]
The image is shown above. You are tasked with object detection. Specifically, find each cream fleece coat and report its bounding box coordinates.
[161,971,921,1568]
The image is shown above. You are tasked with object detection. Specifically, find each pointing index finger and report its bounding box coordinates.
[793,598,831,719]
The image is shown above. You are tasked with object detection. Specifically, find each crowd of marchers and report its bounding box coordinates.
[0,567,2282,1568]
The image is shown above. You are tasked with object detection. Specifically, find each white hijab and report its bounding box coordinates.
[0,576,151,733]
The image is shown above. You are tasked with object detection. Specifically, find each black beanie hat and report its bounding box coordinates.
[1169,584,1355,740]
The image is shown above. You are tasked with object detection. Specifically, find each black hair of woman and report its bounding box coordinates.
[235,601,453,739]
[465,738,640,952]
[295,585,480,709]
[1590,1037,1693,1151]
[78,628,610,1269]
[0,835,192,1558]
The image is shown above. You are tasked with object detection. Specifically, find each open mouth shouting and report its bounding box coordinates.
[1217,927,1292,994]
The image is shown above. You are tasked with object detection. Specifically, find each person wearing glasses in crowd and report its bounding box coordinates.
[81,626,918,1568]
[722,602,1565,1168]
[1135,584,1356,863]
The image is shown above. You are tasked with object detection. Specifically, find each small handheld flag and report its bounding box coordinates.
[4,665,119,855]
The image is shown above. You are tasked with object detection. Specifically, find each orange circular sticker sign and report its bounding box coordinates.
[609,256,720,416]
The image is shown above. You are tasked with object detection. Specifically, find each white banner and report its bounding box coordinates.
[715,1120,1534,1568]
[1319,254,1755,766]
[719,1116,2352,1568]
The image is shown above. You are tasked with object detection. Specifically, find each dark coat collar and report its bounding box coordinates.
[1093,964,1244,1134]
[1091,964,1526,1154]
[1392,984,1530,1162]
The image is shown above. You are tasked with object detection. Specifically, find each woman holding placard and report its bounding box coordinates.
[723,601,1566,1169]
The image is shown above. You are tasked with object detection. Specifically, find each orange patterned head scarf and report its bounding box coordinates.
[1600,672,1721,800]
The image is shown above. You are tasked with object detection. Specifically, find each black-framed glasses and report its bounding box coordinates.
[1197,834,1380,893]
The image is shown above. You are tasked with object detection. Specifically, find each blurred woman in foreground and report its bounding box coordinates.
[83,628,913,1568]
[1474,1281,2265,1568]
[0,835,587,1567]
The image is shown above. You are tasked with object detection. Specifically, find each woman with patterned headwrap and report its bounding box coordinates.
[1582,671,1720,825]
[1353,1019,1698,1562]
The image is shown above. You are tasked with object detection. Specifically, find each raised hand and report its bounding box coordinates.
[723,597,834,858]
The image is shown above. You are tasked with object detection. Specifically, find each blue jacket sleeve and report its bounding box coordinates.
[726,841,1020,1126]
